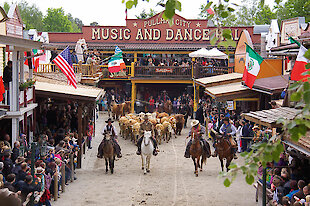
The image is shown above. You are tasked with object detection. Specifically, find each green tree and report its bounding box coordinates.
[136,9,157,19]
[90,22,99,26]
[3,2,10,13]
[43,8,73,32]
[254,5,276,25]
[17,1,44,31]
[276,0,310,22]
[67,13,82,32]
[74,17,84,31]
[199,3,237,26]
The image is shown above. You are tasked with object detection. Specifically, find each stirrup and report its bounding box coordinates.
[136,150,141,155]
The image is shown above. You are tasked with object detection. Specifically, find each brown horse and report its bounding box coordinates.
[97,132,116,174]
[212,131,234,172]
[189,132,207,177]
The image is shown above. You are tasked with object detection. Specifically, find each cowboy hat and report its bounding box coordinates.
[15,156,25,164]
[105,118,114,123]
[252,125,260,130]
[191,120,199,127]
[35,167,45,174]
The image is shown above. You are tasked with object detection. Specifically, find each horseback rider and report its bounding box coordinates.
[101,118,122,158]
[212,117,238,159]
[136,115,158,156]
[184,120,210,158]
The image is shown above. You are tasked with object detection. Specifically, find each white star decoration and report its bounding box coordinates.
[196,23,201,27]
[133,22,137,27]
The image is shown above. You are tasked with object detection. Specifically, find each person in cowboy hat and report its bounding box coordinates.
[213,117,238,159]
[136,115,158,156]
[184,119,211,158]
[101,118,122,158]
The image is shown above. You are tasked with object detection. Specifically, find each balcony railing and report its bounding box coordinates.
[37,64,131,79]
[193,65,234,78]
[134,66,192,79]
[37,63,234,80]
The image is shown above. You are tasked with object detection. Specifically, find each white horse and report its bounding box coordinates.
[141,131,154,175]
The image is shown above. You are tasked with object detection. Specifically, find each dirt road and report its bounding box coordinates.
[54,113,256,206]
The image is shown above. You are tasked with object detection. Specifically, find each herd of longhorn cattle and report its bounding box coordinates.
[118,112,185,145]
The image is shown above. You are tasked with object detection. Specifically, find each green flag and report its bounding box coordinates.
[288,36,301,47]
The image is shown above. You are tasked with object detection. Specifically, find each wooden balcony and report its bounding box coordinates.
[37,63,234,82]
[193,65,234,79]
[133,66,192,79]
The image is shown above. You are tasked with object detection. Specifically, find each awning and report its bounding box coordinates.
[35,81,104,101]
[247,75,289,94]
[242,107,300,128]
[204,82,254,101]
[194,73,243,87]
[205,48,228,59]
[189,48,209,57]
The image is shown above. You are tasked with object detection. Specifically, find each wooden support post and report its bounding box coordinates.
[61,163,65,193]
[131,82,136,113]
[134,52,137,62]
[77,103,83,169]
[193,82,198,112]
[131,62,135,78]
[70,153,74,182]
[54,172,58,201]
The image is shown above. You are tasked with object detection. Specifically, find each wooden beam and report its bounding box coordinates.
[77,103,83,169]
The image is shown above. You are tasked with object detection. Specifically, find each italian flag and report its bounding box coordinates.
[108,52,126,73]
[291,45,310,82]
[242,44,264,89]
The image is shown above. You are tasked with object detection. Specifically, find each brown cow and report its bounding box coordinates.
[122,101,131,115]
[175,114,185,135]
[163,100,173,115]
[111,103,123,120]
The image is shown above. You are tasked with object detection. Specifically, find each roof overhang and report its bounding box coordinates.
[0,34,43,50]
[35,81,105,102]
[242,107,300,128]
[204,82,256,101]
[194,73,243,88]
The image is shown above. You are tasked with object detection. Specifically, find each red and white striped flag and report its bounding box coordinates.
[53,47,77,88]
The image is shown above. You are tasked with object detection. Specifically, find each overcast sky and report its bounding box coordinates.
[1,0,220,25]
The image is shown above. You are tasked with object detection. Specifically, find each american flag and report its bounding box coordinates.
[53,47,77,88]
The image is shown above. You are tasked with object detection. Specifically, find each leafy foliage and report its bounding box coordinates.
[136,9,157,19]
[276,0,310,22]
[3,1,83,32]
[43,8,73,32]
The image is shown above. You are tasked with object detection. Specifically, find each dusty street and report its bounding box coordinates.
[54,113,256,206]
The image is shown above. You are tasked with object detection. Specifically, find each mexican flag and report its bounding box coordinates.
[108,51,126,73]
[291,45,310,81]
[242,44,264,89]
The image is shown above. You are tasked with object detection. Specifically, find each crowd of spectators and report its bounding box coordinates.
[198,96,310,206]
[0,132,79,206]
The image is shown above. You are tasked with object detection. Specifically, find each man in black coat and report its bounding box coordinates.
[3,152,13,177]
[195,104,204,125]
[3,61,12,89]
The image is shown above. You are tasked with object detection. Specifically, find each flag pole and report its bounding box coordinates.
[244,42,289,83]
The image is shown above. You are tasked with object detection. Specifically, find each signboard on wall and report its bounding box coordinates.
[83,12,257,44]
[226,101,234,110]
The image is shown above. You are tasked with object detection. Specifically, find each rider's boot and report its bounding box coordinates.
[136,146,141,155]
[184,141,191,158]
[153,149,158,156]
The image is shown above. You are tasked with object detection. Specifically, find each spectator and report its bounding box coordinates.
[3,174,16,192]
[2,152,13,177]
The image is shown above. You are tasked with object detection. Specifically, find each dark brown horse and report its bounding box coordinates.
[189,132,207,177]
[212,131,234,172]
[97,132,116,174]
